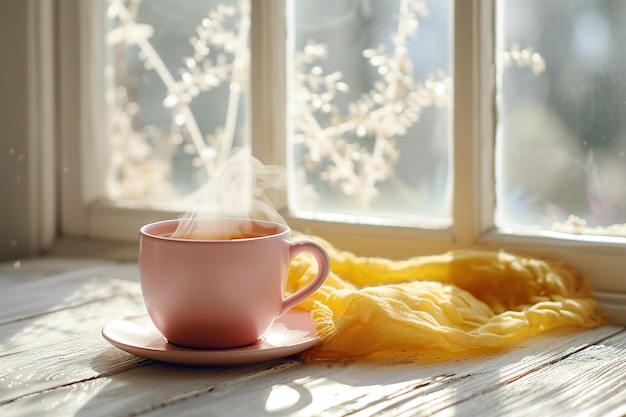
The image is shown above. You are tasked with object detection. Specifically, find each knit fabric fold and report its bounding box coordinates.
[287,236,606,361]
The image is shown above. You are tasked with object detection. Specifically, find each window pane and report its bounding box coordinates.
[105,0,251,213]
[496,0,626,237]
[287,0,453,227]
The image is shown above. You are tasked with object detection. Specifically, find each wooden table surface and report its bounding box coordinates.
[1,257,625,417]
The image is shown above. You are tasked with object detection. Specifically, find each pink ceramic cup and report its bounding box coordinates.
[138,218,330,349]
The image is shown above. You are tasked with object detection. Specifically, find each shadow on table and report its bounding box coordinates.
[79,345,510,417]
[79,320,599,416]
[78,350,317,417]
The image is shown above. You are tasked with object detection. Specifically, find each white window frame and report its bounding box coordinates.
[47,0,626,322]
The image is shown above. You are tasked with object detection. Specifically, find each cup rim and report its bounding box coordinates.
[139,217,289,242]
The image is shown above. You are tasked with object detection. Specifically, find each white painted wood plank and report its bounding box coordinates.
[2,325,619,417]
[0,266,145,404]
[0,359,306,417]
[348,329,626,417]
[0,292,143,356]
[136,326,622,417]
[0,294,147,403]
[0,275,145,357]
[0,262,139,323]
[0,257,110,290]
[428,330,626,417]
[1,259,624,417]
[0,272,299,414]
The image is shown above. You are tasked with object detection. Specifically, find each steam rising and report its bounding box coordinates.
[171,147,286,240]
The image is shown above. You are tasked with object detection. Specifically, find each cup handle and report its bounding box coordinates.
[278,239,331,317]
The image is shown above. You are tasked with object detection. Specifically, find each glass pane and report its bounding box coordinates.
[287,0,453,227]
[496,0,626,237]
[104,0,252,214]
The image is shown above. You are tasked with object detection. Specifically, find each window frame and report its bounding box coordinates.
[52,0,626,322]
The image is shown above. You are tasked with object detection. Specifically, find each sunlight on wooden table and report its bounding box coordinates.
[1,257,624,417]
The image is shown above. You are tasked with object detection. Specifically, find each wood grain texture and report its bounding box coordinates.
[430,332,626,417]
[0,257,625,417]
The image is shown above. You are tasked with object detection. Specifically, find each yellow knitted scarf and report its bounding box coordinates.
[287,236,606,362]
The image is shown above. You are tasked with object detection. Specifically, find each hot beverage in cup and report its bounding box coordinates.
[138,218,330,349]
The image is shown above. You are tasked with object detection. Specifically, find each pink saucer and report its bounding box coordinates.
[102,310,319,366]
